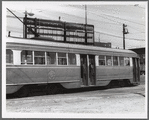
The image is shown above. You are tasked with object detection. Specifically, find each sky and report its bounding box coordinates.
[3,1,147,49]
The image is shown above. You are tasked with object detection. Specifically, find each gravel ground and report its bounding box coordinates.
[4,75,147,118]
[5,93,146,118]
[6,91,145,113]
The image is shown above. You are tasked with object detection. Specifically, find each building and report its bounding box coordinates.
[94,42,111,48]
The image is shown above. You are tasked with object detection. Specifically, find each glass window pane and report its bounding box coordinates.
[99,55,104,59]
[124,57,130,66]
[21,50,33,64]
[34,51,45,65]
[68,53,76,65]
[6,49,13,64]
[58,53,67,65]
[113,56,118,66]
[106,56,112,66]
[47,52,56,64]
[99,55,105,65]
[119,57,124,66]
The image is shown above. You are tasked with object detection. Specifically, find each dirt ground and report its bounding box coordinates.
[4,75,147,118]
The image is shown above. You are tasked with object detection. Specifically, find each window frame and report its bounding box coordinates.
[46,52,56,65]
[124,57,130,66]
[99,55,106,66]
[57,52,68,65]
[119,56,124,66]
[68,53,76,65]
[6,49,13,65]
[34,51,46,65]
[106,56,112,66]
[113,56,118,66]
[21,50,33,65]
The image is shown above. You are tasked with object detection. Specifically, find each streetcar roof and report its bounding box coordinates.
[5,37,138,57]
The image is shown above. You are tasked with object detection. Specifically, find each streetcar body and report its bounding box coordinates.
[6,37,140,95]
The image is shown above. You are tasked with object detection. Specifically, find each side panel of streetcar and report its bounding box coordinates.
[6,66,80,94]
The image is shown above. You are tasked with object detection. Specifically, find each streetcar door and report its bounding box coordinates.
[80,54,88,86]
[136,58,140,82]
[133,58,137,82]
[133,58,140,83]
[89,55,96,85]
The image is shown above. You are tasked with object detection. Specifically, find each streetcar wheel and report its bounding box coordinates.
[126,80,131,86]
[46,85,58,95]
[120,81,125,87]
[17,86,29,97]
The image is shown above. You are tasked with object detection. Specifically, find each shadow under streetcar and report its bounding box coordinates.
[6,80,137,99]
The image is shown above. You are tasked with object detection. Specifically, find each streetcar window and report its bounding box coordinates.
[68,53,76,65]
[119,57,124,66]
[58,53,67,65]
[34,51,45,65]
[21,50,33,65]
[47,52,56,65]
[106,56,112,66]
[99,55,105,65]
[6,49,13,64]
[113,56,118,66]
[124,57,130,66]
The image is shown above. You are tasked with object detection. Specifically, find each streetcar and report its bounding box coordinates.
[6,36,140,97]
[6,16,140,97]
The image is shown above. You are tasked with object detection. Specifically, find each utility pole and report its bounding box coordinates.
[123,24,129,49]
[85,5,87,45]
[85,5,87,25]
[24,11,27,38]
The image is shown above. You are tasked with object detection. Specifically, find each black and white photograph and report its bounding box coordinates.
[2,1,148,119]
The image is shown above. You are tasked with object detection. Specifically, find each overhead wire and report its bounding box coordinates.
[125,37,145,41]
[71,6,120,25]
[100,13,145,26]
[95,31,145,41]
[7,7,145,42]
[72,5,145,26]
[127,25,145,32]
[71,5,145,32]
[42,9,120,26]
[129,32,145,34]
[69,5,145,41]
